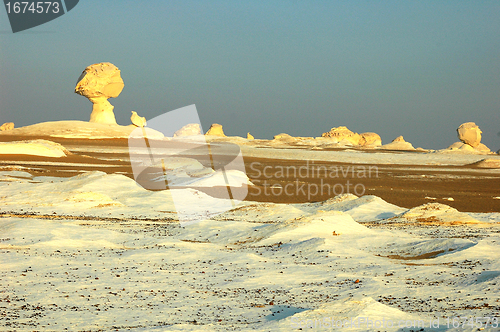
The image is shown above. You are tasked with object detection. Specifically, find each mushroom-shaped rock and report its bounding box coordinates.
[380,135,415,150]
[321,126,362,146]
[205,123,226,137]
[0,122,14,131]
[173,123,202,137]
[75,62,124,125]
[457,122,482,147]
[359,132,382,146]
[131,111,147,128]
[247,132,254,140]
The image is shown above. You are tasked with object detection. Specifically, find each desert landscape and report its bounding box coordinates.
[0,62,499,331]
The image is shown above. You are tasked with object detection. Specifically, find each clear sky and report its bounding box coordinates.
[1,1,499,150]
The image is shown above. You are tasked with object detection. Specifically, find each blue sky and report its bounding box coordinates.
[1,1,499,150]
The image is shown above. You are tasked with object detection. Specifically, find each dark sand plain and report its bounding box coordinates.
[1,135,499,213]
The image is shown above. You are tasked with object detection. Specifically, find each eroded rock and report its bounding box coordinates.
[131,111,146,128]
[0,122,14,131]
[75,62,124,125]
[457,122,482,147]
[321,126,362,146]
[173,123,202,137]
[205,123,226,137]
[360,132,382,147]
[380,136,415,150]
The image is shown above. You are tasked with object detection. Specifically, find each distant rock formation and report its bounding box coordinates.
[321,126,361,146]
[470,158,500,168]
[205,123,226,137]
[173,123,202,137]
[457,122,481,147]
[359,132,382,147]
[75,62,124,125]
[380,136,415,150]
[399,202,478,224]
[0,139,69,158]
[131,111,147,127]
[0,121,164,139]
[446,142,490,153]
[444,122,491,154]
[0,122,14,131]
[247,132,254,140]
[273,133,297,143]
[321,126,382,147]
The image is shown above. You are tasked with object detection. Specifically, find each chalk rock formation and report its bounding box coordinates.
[0,121,163,139]
[0,122,14,131]
[380,136,415,150]
[247,132,254,140]
[321,126,361,146]
[75,62,124,125]
[173,123,202,137]
[446,142,490,154]
[399,202,479,224]
[457,122,481,147]
[273,133,296,142]
[131,111,147,127]
[470,144,489,152]
[447,142,474,152]
[443,122,491,153]
[0,139,69,158]
[359,132,382,147]
[205,123,226,137]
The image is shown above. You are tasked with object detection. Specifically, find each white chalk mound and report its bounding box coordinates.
[380,136,415,150]
[397,202,479,224]
[75,62,124,125]
[173,123,202,137]
[0,139,69,157]
[445,142,491,154]
[273,133,295,141]
[0,121,164,139]
[470,158,500,168]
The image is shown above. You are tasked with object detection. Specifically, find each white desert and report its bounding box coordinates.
[1,64,499,332]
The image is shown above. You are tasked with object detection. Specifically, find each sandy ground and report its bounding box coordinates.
[1,134,500,331]
[1,135,499,213]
